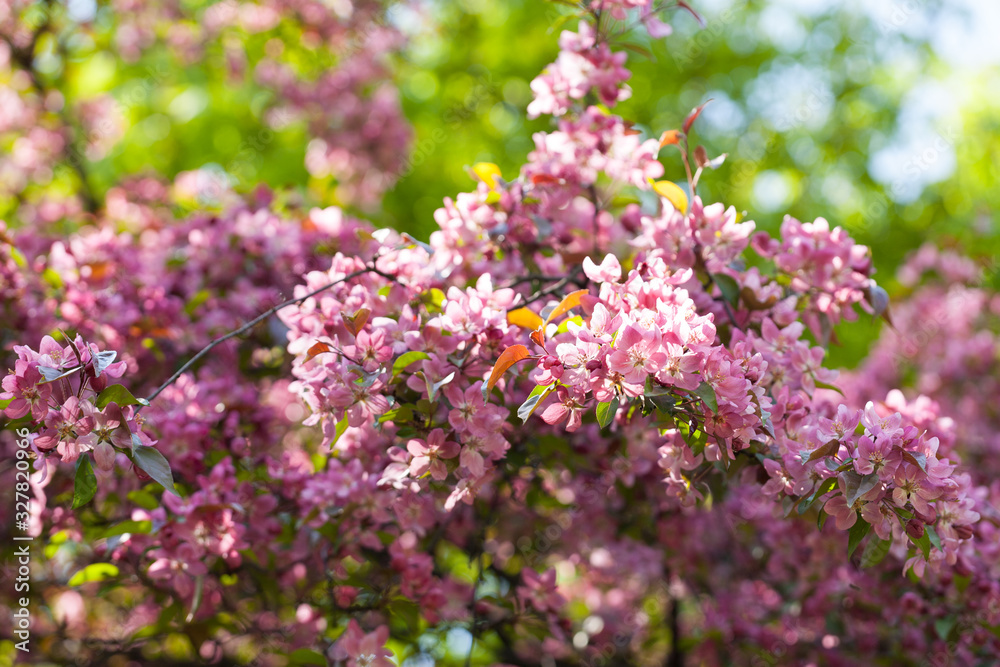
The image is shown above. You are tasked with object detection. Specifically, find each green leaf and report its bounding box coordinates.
[42,267,64,289]
[330,414,349,448]
[101,520,153,538]
[95,384,147,409]
[841,470,880,507]
[288,649,327,666]
[596,397,619,429]
[683,425,707,457]
[797,476,838,514]
[68,563,119,586]
[127,489,159,510]
[847,517,871,558]
[0,397,11,410]
[391,351,430,378]
[131,435,179,496]
[934,617,956,641]
[693,381,718,413]
[377,404,413,425]
[713,273,740,306]
[912,530,931,561]
[518,384,554,423]
[72,456,98,509]
[860,534,892,568]
[813,380,846,397]
[184,289,211,316]
[926,524,942,552]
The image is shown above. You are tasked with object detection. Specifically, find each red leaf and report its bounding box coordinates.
[305,342,332,362]
[531,173,562,186]
[677,1,706,27]
[682,99,713,135]
[483,344,531,401]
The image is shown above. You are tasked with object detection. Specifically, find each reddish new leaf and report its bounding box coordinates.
[305,342,332,362]
[483,344,530,401]
[343,308,371,337]
[682,99,713,135]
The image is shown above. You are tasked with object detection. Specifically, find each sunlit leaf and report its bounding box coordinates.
[95,384,147,409]
[518,384,554,423]
[596,397,619,428]
[68,563,119,586]
[392,351,430,377]
[343,308,371,337]
[650,179,688,214]
[483,345,530,400]
[507,307,545,331]
[544,289,589,326]
[472,162,502,189]
[659,129,682,147]
[305,341,333,362]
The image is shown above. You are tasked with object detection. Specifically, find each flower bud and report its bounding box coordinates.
[93,442,116,471]
[905,519,924,540]
[912,506,935,524]
[954,523,974,540]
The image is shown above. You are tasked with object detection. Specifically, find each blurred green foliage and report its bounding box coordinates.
[7,0,999,368]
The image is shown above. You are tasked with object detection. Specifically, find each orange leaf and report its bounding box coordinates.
[343,308,371,337]
[305,342,332,362]
[659,129,682,148]
[530,329,546,349]
[507,307,545,331]
[544,289,588,326]
[483,344,530,401]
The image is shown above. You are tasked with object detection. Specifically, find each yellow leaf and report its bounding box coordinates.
[650,180,688,214]
[507,307,544,331]
[544,289,588,326]
[483,344,530,400]
[472,162,502,189]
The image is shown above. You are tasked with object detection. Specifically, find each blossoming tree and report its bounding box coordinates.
[1,1,998,665]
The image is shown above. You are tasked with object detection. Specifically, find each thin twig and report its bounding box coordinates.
[139,267,379,408]
[520,276,574,308]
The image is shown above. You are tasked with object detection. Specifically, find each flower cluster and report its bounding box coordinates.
[1,335,155,474]
[3,2,999,665]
